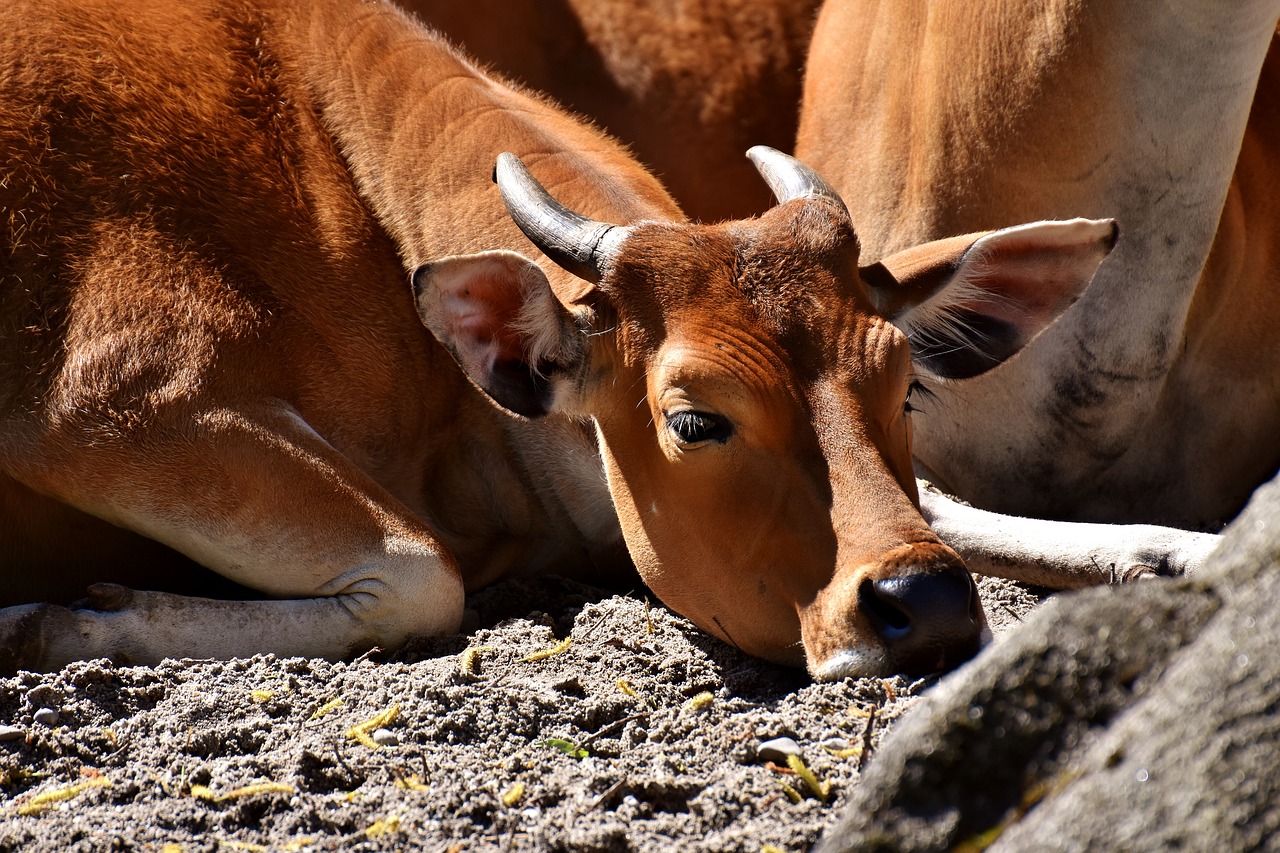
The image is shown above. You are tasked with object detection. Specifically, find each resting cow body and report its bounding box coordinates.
[396,0,823,222]
[0,0,1115,678]
[798,0,1280,534]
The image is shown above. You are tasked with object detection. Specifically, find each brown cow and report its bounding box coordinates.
[796,0,1280,582]
[395,0,822,222]
[0,0,1113,678]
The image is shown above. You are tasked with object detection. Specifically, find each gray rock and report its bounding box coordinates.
[33,707,59,727]
[371,727,399,747]
[818,475,1280,853]
[757,736,803,764]
[0,725,24,742]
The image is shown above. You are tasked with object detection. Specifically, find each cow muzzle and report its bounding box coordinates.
[802,543,989,680]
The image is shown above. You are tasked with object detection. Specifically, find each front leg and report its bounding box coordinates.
[1,404,465,673]
[0,586,452,674]
[919,482,1221,588]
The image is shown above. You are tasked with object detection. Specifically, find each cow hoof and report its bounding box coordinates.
[1114,562,1165,583]
[85,583,136,611]
[69,583,135,611]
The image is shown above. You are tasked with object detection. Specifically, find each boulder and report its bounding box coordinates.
[818,477,1280,852]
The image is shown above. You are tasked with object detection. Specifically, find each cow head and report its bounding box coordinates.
[414,148,1116,679]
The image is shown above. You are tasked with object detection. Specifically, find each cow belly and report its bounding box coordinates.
[913,381,1280,530]
[0,473,253,606]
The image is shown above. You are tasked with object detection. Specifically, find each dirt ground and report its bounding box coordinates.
[0,575,1040,852]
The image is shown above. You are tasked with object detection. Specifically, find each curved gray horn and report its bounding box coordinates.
[746,145,848,213]
[494,153,627,284]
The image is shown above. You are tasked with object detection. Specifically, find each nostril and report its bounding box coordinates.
[858,577,913,638]
[859,569,983,675]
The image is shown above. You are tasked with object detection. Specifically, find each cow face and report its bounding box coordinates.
[415,148,1117,679]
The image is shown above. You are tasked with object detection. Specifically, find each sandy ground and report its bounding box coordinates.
[0,575,1040,852]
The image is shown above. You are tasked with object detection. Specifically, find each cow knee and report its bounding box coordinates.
[332,543,467,652]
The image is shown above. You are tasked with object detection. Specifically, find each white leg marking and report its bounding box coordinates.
[919,482,1221,588]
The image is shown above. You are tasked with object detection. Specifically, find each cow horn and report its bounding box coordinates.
[747,146,848,213]
[494,153,626,284]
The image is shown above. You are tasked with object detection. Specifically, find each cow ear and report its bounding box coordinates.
[863,218,1118,379]
[412,250,585,417]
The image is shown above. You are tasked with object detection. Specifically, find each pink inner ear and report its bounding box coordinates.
[415,249,569,417]
[941,219,1119,328]
[893,219,1116,380]
[438,267,530,368]
[959,235,1106,326]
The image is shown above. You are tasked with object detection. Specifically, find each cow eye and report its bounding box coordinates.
[904,379,933,414]
[666,410,733,446]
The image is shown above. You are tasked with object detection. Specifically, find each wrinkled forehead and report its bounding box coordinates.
[605,203,899,375]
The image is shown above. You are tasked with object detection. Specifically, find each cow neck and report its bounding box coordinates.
[284,0,679,268]
[403,402,626,591]
[276,0,675,584]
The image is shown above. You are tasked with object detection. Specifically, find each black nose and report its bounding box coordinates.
[858,568,983,675]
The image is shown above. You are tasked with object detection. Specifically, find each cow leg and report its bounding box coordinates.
[0,405,465,673]
[919,483,1221,589]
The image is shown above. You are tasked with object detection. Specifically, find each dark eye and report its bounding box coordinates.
[904,380,934,414]
[666,410,733,445]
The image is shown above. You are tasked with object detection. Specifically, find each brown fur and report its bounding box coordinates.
[797,1,1280,527]
[2,0,1102,677]
[396,0,822,222]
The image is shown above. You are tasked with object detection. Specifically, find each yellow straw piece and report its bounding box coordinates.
[191,782,295,803]
[459,645,493,675]
[501,782,526,807]
[309,698,344,720]
[345,704,401,748]
[393,774,429,792]
[785,754,829,804]
[365,815,403,838]
[16,776,112,816]
[683,692,715,712]
[522,637,572,662]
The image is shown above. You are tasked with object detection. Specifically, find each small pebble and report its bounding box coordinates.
[371,728,399,747]
[820,737,851,751]
[757,736,803,763]
[33,708,60,727]
[0,725,25,742]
